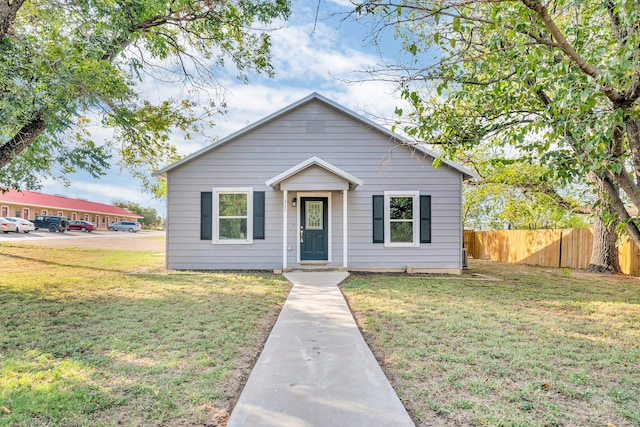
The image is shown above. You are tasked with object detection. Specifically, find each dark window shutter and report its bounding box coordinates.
[253,191,265,240]
[201,192,212,240]
[372,195,384,243]
[420,195,432,243]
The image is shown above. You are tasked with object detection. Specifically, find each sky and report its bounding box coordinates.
[39,0,409,216]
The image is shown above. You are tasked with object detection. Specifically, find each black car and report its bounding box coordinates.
[32,215,69,232]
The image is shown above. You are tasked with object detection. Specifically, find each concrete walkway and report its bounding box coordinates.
[227,271,415,427]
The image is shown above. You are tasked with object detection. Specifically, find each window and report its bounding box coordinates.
[213,188,253,244]
[201,191,264,241]
[384,191,419,247]
[373,193,431,245]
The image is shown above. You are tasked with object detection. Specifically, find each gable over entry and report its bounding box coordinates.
[266,156,363,191]
[267,157,363,270]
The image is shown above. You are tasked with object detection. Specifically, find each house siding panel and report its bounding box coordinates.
[164,98,464,271]
[280,166,349,191]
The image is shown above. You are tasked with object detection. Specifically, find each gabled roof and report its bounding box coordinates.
[266,157,364,190]
[0,188,143,218]
[153,92,477,180]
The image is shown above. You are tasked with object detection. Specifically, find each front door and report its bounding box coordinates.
[300,197,328,261]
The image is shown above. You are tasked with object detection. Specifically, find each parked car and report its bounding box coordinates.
[4,217,35,233]
[68,220,96,232]
[109,221,142,232]
[32,215,69,232]
[0,217,18,233]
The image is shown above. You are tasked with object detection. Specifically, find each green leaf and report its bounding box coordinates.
[453,16,460,32]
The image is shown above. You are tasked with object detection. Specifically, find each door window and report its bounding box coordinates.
[305,201,324,230]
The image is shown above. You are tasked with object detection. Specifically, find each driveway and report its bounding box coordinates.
[0,229,165,251]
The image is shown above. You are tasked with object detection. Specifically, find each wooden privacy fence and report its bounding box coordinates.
[464,228,640,276]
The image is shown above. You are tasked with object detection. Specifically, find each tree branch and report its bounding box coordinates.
[598,172,640,249]
[520,0,629,106]
[0,113,46,167]
[0,0,25,39]
[611,168,640,208]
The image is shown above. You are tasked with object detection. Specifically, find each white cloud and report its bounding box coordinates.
[270,22,378,81]
[324,0,357,7]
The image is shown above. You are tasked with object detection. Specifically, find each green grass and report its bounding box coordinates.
[0,243,290,426]
[342,260,640,427]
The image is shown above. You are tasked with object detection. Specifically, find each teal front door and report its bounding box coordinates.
[300,197,328,261]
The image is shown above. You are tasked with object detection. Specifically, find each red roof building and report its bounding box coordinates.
[0,189,143,229]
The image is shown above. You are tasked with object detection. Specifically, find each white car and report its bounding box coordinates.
[4,217,35,233]
[109,221,142,232]
[0,217,18,233]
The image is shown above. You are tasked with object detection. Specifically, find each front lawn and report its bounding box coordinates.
[342,260,640,427]
[0,244,290,426]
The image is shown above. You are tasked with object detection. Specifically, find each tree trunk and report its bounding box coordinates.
[0,0,25,39]
[588,172,620,273]
[0,114,46,168]
[589,209,620,273]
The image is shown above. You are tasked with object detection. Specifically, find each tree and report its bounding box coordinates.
[351,0,639,270]
[113,200,159,228]
[461,147,592,230]
[0,0,290,194]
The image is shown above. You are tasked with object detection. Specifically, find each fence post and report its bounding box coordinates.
[558,231,563,268]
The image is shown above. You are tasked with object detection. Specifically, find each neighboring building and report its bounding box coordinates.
[154,93,475,273]
[0,189,143,229]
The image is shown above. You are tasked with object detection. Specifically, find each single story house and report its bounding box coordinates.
[0,189,143,229]
[154,93,475,273]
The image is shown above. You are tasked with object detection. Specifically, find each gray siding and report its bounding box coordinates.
[281,165,349,191]
[165,100,463,271]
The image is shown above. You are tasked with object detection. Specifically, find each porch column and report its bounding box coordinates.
[343,189,348,269]
[282,190,288,270]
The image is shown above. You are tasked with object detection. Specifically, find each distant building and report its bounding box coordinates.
[0,189,143,230]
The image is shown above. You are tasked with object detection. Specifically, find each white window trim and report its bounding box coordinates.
[212,187,254,245]
[384,191,420,247]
